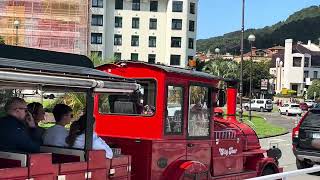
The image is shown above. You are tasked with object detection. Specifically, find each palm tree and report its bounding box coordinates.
[203,59,239,79]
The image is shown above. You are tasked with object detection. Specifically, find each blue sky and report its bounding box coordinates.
[197,0,320,39]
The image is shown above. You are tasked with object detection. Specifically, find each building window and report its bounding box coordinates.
[293,57,302,67]
[188,38,194,49]
[132,18,140,29]
[304,70,309,82]
[91,51,102,57]
[171,37,181,48]
[190,3,195,14]
[114,53,121,61]
[150,1,158,12]
[131,53,139,61]
[115,16,122,28]
[132,0,140,11]
[170,55,181,65]
[91,33,102,44]
[189,20,195,32]
[131,35,139,46]
[115,0,123,10]
[172,19,182,30]
[314,71,318,79]
[149,18,157,30]
[172,1,183,12]
[92,15,103,26]
[92,0,103,8]
[304,57,310,67]
[148,54,156,64]
[149,36,156,47]
[114,34,122,46]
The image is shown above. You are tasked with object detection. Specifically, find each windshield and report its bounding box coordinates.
[98,80,156,116]
[301,110,320,127]
[291,105,299,108]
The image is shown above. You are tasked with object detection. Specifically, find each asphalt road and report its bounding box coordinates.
[257,111,319,180]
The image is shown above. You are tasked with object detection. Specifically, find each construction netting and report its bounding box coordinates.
[0,0,88,55]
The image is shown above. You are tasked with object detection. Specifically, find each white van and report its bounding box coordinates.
[244,99,273,112]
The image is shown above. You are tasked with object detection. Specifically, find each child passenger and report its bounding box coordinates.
[66,114,113,159]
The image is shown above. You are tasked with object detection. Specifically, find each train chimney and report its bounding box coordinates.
[226,80,238,118]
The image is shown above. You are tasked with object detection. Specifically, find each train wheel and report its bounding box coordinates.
[261,166,275,176]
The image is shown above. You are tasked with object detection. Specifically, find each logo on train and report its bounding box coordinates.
[219,147,238,156]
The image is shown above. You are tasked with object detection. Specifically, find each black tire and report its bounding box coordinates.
[296,159,313,169]
[267,109,272,112]
[244,106,249,111]
[261,166,275,176]
[279,109,282,115]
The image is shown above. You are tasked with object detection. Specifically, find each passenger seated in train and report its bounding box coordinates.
[66,114,113,159]
[43,104,73,147]
[0,97,41,153]
[27,102,46,138]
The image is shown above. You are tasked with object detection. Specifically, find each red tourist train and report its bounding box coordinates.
[95,61,282,179]
[0,45,281,179]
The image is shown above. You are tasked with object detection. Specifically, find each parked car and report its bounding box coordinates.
[305,99,316,108]
[243,99,273,112]
[279,103,302,116]
[299,102,309,111]
[292,108,320,169]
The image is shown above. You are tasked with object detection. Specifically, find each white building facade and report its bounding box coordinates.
[89,0,198,67]
[270,39,320,96]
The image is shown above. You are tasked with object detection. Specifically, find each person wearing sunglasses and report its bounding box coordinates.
[43,104,73,147]
[27,102,46,138]
[0,97,41,153]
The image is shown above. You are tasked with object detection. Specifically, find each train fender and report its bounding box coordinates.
[161,160,209,180]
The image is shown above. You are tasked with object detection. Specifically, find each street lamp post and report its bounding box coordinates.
[248,34,255,121]
[279,61,283,91]
[276,57,280,93]
[13,20,20,46]
[239,0,245,121]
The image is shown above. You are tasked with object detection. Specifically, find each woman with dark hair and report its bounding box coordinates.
[27,102,46,137]
[66,114,113,159]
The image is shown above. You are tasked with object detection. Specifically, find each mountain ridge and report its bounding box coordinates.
[197,5,320,54]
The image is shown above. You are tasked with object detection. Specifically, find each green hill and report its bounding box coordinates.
[197,5,320,54]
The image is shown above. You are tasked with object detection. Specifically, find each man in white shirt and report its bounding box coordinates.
[43,104,73,147]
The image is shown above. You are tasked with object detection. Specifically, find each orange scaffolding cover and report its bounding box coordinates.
[0,0,88,55]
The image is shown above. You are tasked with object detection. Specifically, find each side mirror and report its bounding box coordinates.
[217,90,226,107]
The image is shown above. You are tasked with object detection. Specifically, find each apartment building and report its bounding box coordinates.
[0,0,89,55]
[270,39,320,95]
[90,0,198,67]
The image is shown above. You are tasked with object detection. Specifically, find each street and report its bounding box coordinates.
[257,111,320,180]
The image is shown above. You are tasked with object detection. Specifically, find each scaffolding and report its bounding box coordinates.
[0,0,88,55]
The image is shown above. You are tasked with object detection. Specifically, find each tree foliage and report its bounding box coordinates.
[203,58,271,96]
[197,5,320,54]
[307,80,320,99]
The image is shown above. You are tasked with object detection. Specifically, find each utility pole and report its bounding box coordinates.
[239,0,245,121]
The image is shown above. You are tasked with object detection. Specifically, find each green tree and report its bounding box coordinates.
[307,79,320,99]
[242,60,272,96]
[203,59,239,79]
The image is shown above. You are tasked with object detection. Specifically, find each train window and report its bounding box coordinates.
[188,85,210,137]
[165,86,183,134]
[98,80,156,116]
